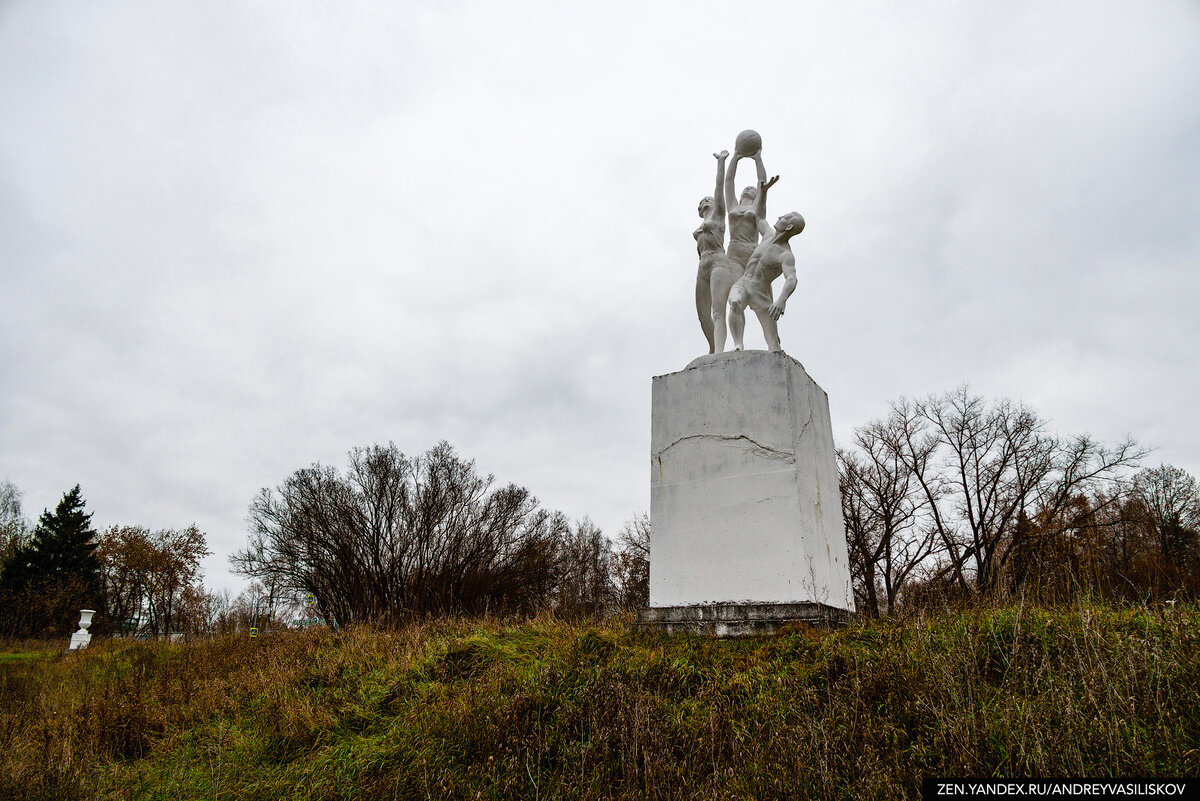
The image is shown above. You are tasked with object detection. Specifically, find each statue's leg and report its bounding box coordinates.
[710,267,734,354]
[755,308,782,352]
[728,287,747,351]
[696,276,715,353]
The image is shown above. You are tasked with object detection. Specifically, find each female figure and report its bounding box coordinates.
[695,151,742,353]
[723,150,769,269]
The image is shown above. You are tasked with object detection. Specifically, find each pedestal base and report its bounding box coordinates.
[649,350,855,617]
[637,602,852,637]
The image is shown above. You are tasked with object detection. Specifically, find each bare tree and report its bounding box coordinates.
[837,411,936,616]
[0,479,28,565]
[889,388,1143,594]
[843,388,1144,605]
[233,442,572,625]
[195,585,263,636]
[839,449,881,612]
[1091,492,1153,596]
[1131,464,1200,591]
[552,518,617,617]
[612,512,650,611]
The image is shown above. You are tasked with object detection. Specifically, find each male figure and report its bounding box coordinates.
[727,175,804,352]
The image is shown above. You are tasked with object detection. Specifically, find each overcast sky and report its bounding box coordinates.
[2,1,1198,593]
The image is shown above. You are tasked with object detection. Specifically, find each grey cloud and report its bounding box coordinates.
[2,0,1198,592]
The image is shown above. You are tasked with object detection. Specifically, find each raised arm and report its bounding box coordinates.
[723,153,742,211]
[712,150,729,219]
[753,154,768,218]
[768,251,798,321]
[754,175,780,237]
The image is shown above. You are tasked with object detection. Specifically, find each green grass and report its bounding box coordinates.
[1,604,1198,800]
[0,651,51,663]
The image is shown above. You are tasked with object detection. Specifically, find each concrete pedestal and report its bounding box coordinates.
[638,350,855,635]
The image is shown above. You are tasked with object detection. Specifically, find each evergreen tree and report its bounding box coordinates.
[29,485,100,585]
[0,485,101,636]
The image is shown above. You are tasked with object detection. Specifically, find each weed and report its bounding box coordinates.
[0,604,1196,800]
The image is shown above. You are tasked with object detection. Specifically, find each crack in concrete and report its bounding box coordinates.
[796,406,814,445]
[656,433,795,462]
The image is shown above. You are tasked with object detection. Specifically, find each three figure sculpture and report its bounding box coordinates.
[694,130,803,354]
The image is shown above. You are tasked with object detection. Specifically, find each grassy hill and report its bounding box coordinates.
[1,603,1197,800]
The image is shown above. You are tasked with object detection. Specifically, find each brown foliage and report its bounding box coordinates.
[96,525,210,637]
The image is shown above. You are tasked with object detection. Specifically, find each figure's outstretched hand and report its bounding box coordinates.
[714,150,729,160]
[760,175,780,192]
[768,299,786,321]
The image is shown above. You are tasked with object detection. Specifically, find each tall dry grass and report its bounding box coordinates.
[0,604,1196,800]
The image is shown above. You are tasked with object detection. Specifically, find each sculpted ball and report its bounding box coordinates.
[734,129,762,158]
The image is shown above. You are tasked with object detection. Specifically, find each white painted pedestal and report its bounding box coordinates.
[638,350,855,635]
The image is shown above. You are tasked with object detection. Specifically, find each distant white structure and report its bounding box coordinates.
[68,608,95,650]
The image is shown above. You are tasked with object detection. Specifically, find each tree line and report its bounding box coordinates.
[234,391,1195,628]
[2,386,1196,637]
[839,386,1199,615]
[0,446,651,638]
[0,482,215,638]
[231,442,649,627]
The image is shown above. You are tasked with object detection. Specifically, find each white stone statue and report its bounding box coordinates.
[643,138,853,634]
[695,151,749,355]
[723,144,769,272]
[727,173,801,353]
[693,130,793,355]
[68,608,95,651]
